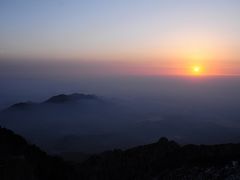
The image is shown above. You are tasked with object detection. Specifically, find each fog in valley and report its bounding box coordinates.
[1,60,240,154]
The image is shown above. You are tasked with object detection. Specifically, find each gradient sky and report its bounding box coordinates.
[0,0,240,75]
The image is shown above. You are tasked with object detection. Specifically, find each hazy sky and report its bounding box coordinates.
[0,0,240,75]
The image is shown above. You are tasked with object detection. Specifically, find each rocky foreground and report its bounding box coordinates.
[1,126,240,180]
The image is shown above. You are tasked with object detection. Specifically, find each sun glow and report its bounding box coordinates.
[191,65,203,76]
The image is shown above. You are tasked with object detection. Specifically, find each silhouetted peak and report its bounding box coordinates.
[44,93,98,104]
[7,102,35,111]
[44,94,71,103]
[79,138,240,179]
[155,137,179,151]
[157,137,169,144]
[0,126,75,179]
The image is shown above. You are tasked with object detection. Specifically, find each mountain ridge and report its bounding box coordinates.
[1,126,240,179]
[44,93,98,104]
[3,93,99,111]
[78,137,240,179]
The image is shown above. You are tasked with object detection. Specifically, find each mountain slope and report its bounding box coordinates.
[78,137,240,180]
[1,126,240,180]
[0,126,75,180]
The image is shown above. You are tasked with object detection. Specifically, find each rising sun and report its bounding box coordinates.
[191,65,202,75]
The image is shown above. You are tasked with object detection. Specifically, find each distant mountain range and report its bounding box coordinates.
[5,93,99,111]
[1,126,240,180]
[0,93,137,153]
[1,93,240,154]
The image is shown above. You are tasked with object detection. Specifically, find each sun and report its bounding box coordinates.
[191,65,202,75]
[193,66,200,72]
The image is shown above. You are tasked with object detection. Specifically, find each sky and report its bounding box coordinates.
[0,0,240,75]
